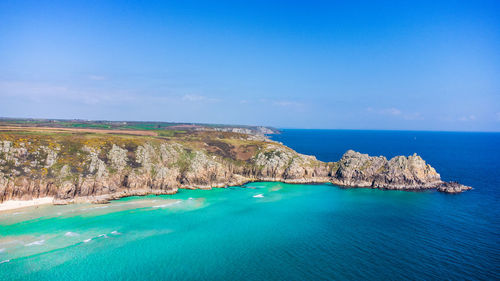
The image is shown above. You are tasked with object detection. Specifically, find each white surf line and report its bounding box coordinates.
[83,231,116,243]
[253,194,264,198]
[25,240,45,246]
[0,259,10,264]
[152,200,182,208]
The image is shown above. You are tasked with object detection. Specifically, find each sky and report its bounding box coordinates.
[0,0,499,131]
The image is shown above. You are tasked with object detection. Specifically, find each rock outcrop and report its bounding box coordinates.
[436,181,472,193]
[0,133,471,205]
[330,150,471,192]
[331,150,443,190]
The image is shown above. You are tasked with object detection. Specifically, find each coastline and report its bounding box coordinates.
[0,176,467,212]
[0,178,331,212]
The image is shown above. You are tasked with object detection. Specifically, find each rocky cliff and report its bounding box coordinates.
[0,131,471,204]
[331,150,471,191]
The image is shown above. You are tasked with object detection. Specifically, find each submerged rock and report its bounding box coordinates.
[436,181,472,193]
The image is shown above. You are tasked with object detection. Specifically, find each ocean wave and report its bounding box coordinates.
[83,232,115,243]
[25,240,45,246]
[253,194,264,198]
[64,232,79,237]
[0,259,9,264]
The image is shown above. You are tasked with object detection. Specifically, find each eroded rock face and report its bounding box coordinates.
[331,150,469,191]
[0,138,471,204]
[332,150,440,189]
[250,144,330,181]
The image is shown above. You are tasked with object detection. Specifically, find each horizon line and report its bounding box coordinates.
[1,116,499,134]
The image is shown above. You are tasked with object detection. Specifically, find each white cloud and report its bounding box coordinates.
[403,112,424,121]
[244,98,305,111]
[181,94,219,103]
[459,115,477,122]
[273,100,303,107]
[0,80,136,105]
[381,107,402,116]
[88,75,107,81]
[366,107,423,120]
[182,94,206,102]
[366,107,401,116]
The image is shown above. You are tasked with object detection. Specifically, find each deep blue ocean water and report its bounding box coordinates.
[272,129,500,279]
[0,129,499,280]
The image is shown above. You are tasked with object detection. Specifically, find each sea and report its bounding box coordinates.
[0,129,499,280]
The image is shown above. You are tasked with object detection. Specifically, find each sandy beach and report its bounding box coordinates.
[0,197,54,212]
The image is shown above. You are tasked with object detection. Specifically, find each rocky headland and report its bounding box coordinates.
[0,128,471,208]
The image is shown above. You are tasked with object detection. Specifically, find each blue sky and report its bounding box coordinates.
[1,0,499,131]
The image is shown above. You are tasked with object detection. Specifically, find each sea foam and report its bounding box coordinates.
[25,240,45,246]
[152,200,182,208]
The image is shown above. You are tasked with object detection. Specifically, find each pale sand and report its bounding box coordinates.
[0,197,54,212]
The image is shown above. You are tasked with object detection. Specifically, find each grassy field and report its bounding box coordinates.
[0,118,277,135]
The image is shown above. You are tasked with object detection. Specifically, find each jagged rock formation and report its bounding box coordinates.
[331,150,471,193]
[332,150,441,189]
[0,132,471,205]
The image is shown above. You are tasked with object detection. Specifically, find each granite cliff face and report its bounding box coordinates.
[0,133,471,204]
[332,150,442,189]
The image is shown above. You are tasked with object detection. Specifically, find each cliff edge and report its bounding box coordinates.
[0,130,471,205]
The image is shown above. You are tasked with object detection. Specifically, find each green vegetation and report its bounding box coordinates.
[0,118,278,135]
[64,123,112,129]
[157,130,186,137]
[122,124,162,130]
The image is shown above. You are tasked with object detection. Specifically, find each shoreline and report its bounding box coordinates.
[0,179,332,212]
[0,178,466,213]
[0,197,54,212]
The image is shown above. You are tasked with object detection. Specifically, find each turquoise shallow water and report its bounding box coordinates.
[1,130,499,280]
